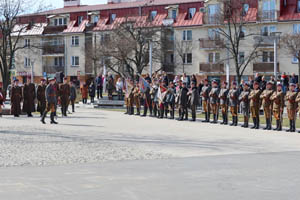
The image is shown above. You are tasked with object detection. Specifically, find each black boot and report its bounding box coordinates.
[224,114,228,125]
[251,117,256,129]
[220,114,225,124]
[211,114,217,124]
[286,120,292,132]
[72,104,75,112]
[274,120,279,131]
[292,120,296,132]
[268,119,272,130]
[141,107,147,117]
[263,118,269,130]
[234,116,238,126]
[50,113,58,124]
[135,108,140,116]
[170,111,174,119]
[230,116,235,126]
[278,121,282,131]
[202,112,207,122]
[40,111,47,124]
[207,112,210,122]
[256,117,260,129]
[244,117,248,128]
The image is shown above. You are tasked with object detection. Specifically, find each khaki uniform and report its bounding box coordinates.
[219,88,229,124]
[133,86,141,115]
[209,86,220,123]
[286,91,298,120]
[248,89,261,129]
[227,88,239,126]
[128,87,135,115]
[270,90,285,131]
[201,84,211,122]
[260,88,274,130]
[60,83,70,116]
[239,89,250,127]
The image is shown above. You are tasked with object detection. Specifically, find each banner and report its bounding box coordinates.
[139,76,150,93]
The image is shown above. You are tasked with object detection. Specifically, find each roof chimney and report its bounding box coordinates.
[64,0,81,7]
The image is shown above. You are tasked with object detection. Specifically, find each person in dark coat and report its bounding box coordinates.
[22,77,36,117]
[11,79,22,117]
[188,81,199,121]
[178,82,189,121]
[165,81,176,119]
[290,73,298,84]
[70,81,77,112]
[81,82,88,104]
[41,78,58,124]
[107,75,115,100]
[37,78,47,116]
[260,76,267,91]
[141,79,151,117]
[96,73,103,99]
[60,77,71,116]
[88,81,96,103]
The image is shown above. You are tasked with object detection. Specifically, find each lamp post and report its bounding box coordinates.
[273,32,281,82]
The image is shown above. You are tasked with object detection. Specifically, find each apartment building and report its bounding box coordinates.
[12,0,300,83]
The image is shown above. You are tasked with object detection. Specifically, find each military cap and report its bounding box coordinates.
[267,81,273,85]
[277,83,282,87]
[212,79,218,84]
[49,77,55,81]
[253,81,259,85]
[244,82,250,86]
[232,81,237,85]
[290,83,296,87]
[223,81,228,85]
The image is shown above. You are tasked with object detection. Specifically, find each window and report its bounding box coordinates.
[71,56,79,66]
[93,15,99,23]
[54,57,64,66]
[78,16,83,25]
[262,51,274,62]
[110,13,116,23]
[172,9,177,20]
[208,28,220,40]
[243,4,249,15]
[188,8,196,19]
[54,18,67,26]
[298,0,300,12]
[293,24,300,34]
[239,52,245,64]
[183,30,192,41]
[208,52,220,63]
[261,25,276,36]
[24,38,30,47]
[150,10,157,21]
[71,36,79,46]
[208,4,220,23]
[262,0,276,19]
[183,53,192,64]
[24,57,31,67]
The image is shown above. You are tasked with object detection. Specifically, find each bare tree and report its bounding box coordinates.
[281,33,300,78]
[174,40,193,73]
[0,0,52,95]
[209,0,261,83]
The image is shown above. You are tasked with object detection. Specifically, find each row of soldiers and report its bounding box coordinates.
[124,78,299,132]
[10,77,77,124]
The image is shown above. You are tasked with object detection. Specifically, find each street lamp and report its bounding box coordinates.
[272,32,281,82]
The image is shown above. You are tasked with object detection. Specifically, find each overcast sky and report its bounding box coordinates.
[46,0,107,9]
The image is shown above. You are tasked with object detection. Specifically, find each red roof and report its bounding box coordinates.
[63,19,88,33]
[173,12,203,27]
[279,5,300,21]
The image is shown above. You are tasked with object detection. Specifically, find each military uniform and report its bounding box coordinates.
[37,83,47,116]
[286,86,298,132]
[10,83,22,117]
[60,82,71,116]
[248,86,261,129]
[239,87,250,128]
[188,85,199,121]
[41,79,58,124]
[133,86,141,115]
[70,83,77,112]
[150,85,159,117]
[219,85,229,125]
[270,87,284,131]
[178,84,189,121]
[260,84,274,130]
[209,83,220,123]
[165,86,176,119]
[22,82,36,117]
[201,82,211,122]
[142,86,151,117]
[128,86,135,115]
[227,85,239,126]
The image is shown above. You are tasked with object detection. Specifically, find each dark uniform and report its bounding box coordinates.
[201,80,211,122]
[70,83,77,112]
[41,79,58,124]
[165,84,176,119]
[219,82,229,125]
[248,82,261,129]
[128,84,135,115]
[178,83,189,121]
[286,84,298,132]
[142,84,151,117]
[188,82,199,121]
[60,80,71,117]
[260,82,274,130]
[37,82,47,116]
[238,83,250,128]
[11,81,22,117]
[227,82,239,126]
[209,81,220,123]
[270,84,284,131]
[22,82,36,117]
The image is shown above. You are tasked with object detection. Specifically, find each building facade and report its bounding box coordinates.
[12,0,300,83]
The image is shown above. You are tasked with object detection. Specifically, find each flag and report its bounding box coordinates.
[125,79,133,98]
[139,76,150,93]
[157,84,167,103]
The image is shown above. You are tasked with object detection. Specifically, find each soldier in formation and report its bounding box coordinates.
[22,77,36,117]
[37,78,47,116]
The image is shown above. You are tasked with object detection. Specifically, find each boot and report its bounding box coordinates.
[40,111,47,124]
[170,111,174,119]
[255,117,260,129]
[124,107,128,114]
[135,108,140,116]
[50,113,58,124]
[141,107,147,117]
[61,108,64,117]
[278,121,282,131]
[72,104,75,112]
[251,117,256,129]
[202,112,207,122]
[207,112,210,122]
[230,116,235,126]
[268,118,272,130]
[263,118,269,130]
[184,110,188,121]
[286,120,292,132]
[220,114,225,125]
[273,120,279,131]
[244,117,248,128]
[211,114,217,124]
[160,109,164,118]
[234,116,238,126]
[292,120,296,132]
[224,114,228,125]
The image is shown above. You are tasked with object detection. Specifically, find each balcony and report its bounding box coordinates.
[199,38,225,49]
[43,25,67,34]
[203,14,222,25]
[43,65,65,74]
[162,18,174,26]
[199,63,224,73]
[258,10,277,21]
[253,35,278,48]
[253,62,279,73]
[42,44,65,55]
